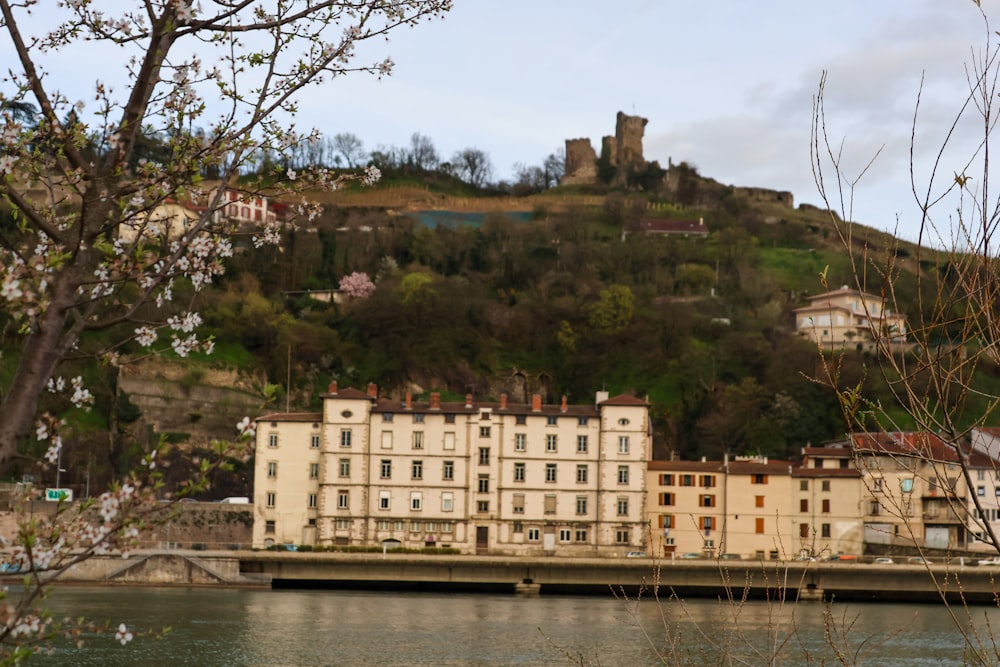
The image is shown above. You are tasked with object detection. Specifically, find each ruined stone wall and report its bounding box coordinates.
[562,138,598,185]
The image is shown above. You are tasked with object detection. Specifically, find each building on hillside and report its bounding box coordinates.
[645,456,795,559]
[252,384,651,556]
[793,285,907,349]
[794,445,864,557]
[118,200,200,244]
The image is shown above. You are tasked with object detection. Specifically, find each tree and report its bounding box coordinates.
[408,132,439,171]
[0,0,450,658]
[811,4,1000,651]
[449,147,494,188]
[587,285,635,337]
[332,133,367,169]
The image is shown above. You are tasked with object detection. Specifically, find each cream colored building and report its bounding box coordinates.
[645,456,796,560]
[253,384,650,556]
[793,285,907,348]
[119,200,200,244]
[794,445,863,557]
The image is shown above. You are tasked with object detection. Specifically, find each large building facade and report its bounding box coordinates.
[252,384,651,556]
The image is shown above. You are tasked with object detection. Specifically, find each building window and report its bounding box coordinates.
[413,413,425,423]
[528,527,541,541]
[547,416,558,426]
[660,492,674,506]
[576,496,588,515]
[268,434,278,448]
[575,529,588,542]
[702,516,714,531]
[544,494,557,514]
[576,464,588,483]
[394,520,405,531]
[477,500,489,513]
[822,499,830,513]
[310,434,320,449]
[443,460,454,481]
[821,480,831,492]
[546,434,558,452]
[578,417,589,426]
[309,463,319,479]
[869,501,881,515]
[800,499,808,513]
[410,492,422,511]
[376,520,391,531]
[444,413,456,424]
[412,431,424,449]
[441,522,454,533]
[617,497,629,516]
[545,463,557,482]
[339,459,350,477]
[559,529,571,542]
[382,413,393,423]
[618,465,629,485]
[479,426,491,438]
[515,415,527,425]
[513,521,524,534]
[660,474,674,486]
[380,459,392,479]
[618,418,630,426]
[615,528,630,544]
[335,518,350,530]
[680,474,694,487]
[479,447,490,465]
[336,491,347,509]
[577,435,588,453]
[480,411,491,421]
[381,432,393,449]
[755,495,764,508]
[478,475,490,494]
[379,491,390,510]
[515,433,527,451]
[799,480,808,491]
[660,514,674,529]
[700,475,715,488]
[265,520,275,533]
[412,460,423,480]
[442,492,454,512]
[267,461,277,479]
[799,523,810,538]
[513,494,525,514]
[874,478,884,491]
[979,486,986,497]
[755,518,765,533]
[821,523,831,538]
[978,469,986,481]
[514,462,525,482]
[752,474,768,485]
[444,432,455,450]
[618,436,630,454]
[410,521,421,532]
[266,492,276,508]
[701,494,715,508]
[340,429,352,448]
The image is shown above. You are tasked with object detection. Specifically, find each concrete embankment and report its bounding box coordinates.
[39,551,1000,603]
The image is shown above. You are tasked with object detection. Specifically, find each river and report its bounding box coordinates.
[24,586,999,666]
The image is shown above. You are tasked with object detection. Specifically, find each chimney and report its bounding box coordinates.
[531,394,541,412]
[595,391,609,405]
[560,395,567,413]
[405,392,412,410]
[366,382,378,398]
[465,393,473,408]
[328,380,338,394]
[500,393,507,410]
[430,392,441,410]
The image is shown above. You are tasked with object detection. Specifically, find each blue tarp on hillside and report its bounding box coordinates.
[414,210,533,229]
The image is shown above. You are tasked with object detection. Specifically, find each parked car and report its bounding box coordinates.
[719,553,742,560]
[678,552,702,560]
[625,551,647,558]
[873,557,895,564]
[907,556,931,565]
[977,556,1000,566]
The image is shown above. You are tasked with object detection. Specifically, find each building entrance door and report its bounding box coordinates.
[476,526,489,555]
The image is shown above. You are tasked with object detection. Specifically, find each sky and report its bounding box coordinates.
[289,0,993,245]
[3,1,996,245]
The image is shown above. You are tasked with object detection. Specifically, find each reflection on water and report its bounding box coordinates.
[25,586,1000,666]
